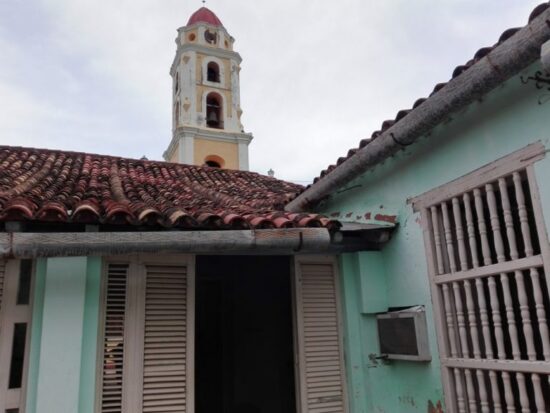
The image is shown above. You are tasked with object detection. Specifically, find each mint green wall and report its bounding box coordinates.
[26,257,102,413]
[339,254,371,413]
[339,251,442,413]
[321,62,550,412]
[35,257,87,412]
[26,258,46,413]
[79,257,102,413]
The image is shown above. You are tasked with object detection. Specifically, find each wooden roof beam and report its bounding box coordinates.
[0,227,393,259]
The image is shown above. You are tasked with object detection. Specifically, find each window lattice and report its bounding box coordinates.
[415,147,550,413]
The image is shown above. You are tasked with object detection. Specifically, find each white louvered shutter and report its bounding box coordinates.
[142,264,189,413]
[294,257,347,413]
[99,263,129,413]
[98,256,194,413]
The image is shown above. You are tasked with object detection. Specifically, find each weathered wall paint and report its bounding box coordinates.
[339,251,442,413]
[33,257,88,413]
[357,252,387,314]
[78,257,102,413]
[339,254,371,413]
[321,62,550,412]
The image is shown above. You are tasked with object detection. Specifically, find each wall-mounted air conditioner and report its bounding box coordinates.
[376,306,431,361]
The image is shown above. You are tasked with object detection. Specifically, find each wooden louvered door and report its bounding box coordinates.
[97,255,195,413]
[294,256,348,413]
[142,262,193,413]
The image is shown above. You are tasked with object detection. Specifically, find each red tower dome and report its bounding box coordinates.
[187,7,223,27]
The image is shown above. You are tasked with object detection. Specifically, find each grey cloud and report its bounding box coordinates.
[0,0,542,182]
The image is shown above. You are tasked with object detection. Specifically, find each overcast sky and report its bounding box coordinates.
[0,0,543,183]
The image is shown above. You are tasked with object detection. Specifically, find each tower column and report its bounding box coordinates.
[238,139,249,171]
[178,135,195,165]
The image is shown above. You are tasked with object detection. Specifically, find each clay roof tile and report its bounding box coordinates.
[0,146,337,231]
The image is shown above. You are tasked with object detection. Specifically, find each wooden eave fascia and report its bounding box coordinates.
[0,227,394,259]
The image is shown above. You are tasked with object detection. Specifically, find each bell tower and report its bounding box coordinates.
[164,7,253,170]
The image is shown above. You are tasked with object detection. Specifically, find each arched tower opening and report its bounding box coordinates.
[206,92,223,129]
[207,62,220,83]
[204,154,225,168]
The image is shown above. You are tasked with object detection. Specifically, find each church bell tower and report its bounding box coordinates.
[164,7,253,170]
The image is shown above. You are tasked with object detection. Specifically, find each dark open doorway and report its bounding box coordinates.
[196,256,297,413]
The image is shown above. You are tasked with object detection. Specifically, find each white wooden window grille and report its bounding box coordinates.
[97,255,195,413]
[0,260,34,413]
[412,143,550,413]
[294,256,348,413]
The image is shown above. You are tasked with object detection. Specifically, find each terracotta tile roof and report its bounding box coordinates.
[310,2,549,187]
[0,146,337,230]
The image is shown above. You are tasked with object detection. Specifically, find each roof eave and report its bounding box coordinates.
[0,227,393,258]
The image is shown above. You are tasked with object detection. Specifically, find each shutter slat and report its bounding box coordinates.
[297,261,346,413]
[142,264,188,413]
[100,264,129,413]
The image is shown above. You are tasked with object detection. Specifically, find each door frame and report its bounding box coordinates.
[0,259,35,413]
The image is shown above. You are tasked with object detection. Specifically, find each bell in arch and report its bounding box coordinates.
[207,111,218,123]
